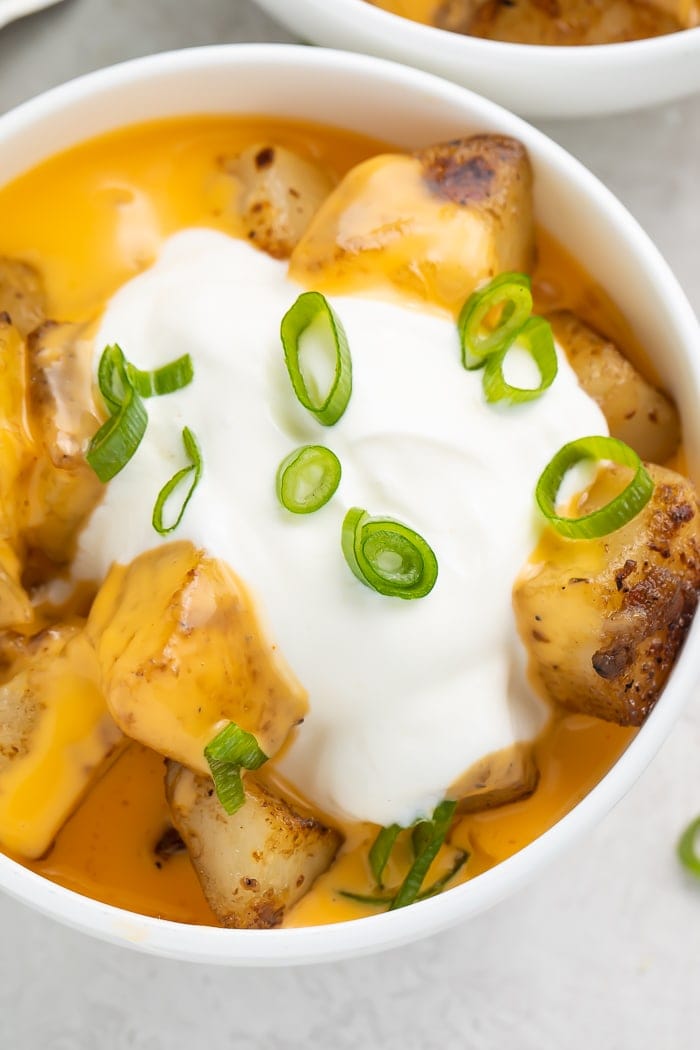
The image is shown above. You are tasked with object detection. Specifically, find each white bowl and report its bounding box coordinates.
[254,0,700,118]
[0,44,699,965]
[0,0,63,30]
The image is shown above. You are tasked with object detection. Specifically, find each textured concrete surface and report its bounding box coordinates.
[0,2,699,1047]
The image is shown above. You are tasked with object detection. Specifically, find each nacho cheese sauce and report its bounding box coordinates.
[0,117,637,925]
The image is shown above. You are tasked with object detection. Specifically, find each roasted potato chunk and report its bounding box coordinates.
[225,143,335,260]
[166,763,342,929]
[454,0,683,44]
[650,0,699,27]
[0,543,32,630]
[514,464,700,726]
[27,321,100,469]
[0,317,35,625]
[432,1,480,34]
[450,743,539,814]
[550,310,680,464]
[0,317,33,538]
[24,321,102,565]
[0,623,122,857]
[0,258,45,338]
[290,135,534,312]
[87,542,307,774]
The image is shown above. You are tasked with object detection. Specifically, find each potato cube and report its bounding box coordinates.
[226,143,335,260]
[290,134,534,312]
[514,464,700,726]
[87,542,307,773]
[166,763,342,928]
[24,321,103,565]
[0,257,45,338]
[0,624,122,857]
[550,310,680,464]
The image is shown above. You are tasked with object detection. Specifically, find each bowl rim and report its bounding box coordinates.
[0,0,63,29]
[269,0,700,62]
[0,42,699,966]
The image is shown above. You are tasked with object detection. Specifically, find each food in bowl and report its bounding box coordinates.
[0,112,698,931]
[367,0,699,43]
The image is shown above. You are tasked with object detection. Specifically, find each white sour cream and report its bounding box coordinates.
[76,230,608,827]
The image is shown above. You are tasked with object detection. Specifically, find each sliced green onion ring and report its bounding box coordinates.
[369,823,401,887]
[458,272,532,370]
[280,291,352,425]
[128,353,194,398]
[276,444,341,514]
[342,507,438,600]
[204,722,269,816]
[678,814,700,879]
[390,800,457,910]
[536,435,654,540]
[482,316,558,404]
[152,426,203,536]
[86,382,148,483]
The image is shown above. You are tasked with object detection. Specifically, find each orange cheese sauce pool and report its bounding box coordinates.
[0,116,638,926]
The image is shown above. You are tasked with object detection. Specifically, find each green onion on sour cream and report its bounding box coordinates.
[276,444,341,515]
[482,315,558,405]
[87,343,195,483]
[341,508,438,600]
[152,426,203,536]
[280,291,352,426]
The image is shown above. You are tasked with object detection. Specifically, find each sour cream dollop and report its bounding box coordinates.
[76,230,607,827]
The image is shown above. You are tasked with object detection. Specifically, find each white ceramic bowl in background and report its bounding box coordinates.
[254,0,700,118]
[0,0,63,31]
[0,44,699,965]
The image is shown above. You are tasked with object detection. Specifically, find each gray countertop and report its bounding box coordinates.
[1,2,699,1047]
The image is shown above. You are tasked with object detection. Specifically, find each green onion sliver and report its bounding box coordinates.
[152,426,203,536]
[206,757,246,816]
[678,815,700,879]
[458,272,532,370]
[342,507,438,600]
[339,851,468,909]
[390,800,457,910]
[417,851,469,900]
[482,316,558,404]
[86,382,148,482]
[276,444,341,514]
[90,344,196,485]
[97,343,131,413]
[411,818,434,859]
[535,435,654,540]
[280,291,352,426]
[204,722,269,816]
[337,889,394,907]
[97,344,193,409]
[128,353,194,398]
[369,823,401,887]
